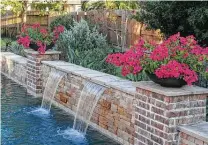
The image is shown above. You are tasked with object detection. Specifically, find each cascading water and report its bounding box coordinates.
[73,81,106,134]
[41,69,65,112]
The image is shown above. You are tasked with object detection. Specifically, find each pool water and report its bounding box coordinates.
[1,75,120,145]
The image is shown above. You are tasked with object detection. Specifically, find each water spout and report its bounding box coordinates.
[73,81,106,134]
[41,69,65,112]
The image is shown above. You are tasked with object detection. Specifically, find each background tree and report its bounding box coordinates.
[134,1,208,46]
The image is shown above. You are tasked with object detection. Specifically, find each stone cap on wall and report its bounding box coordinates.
[24,49,61,55]
[134,81,208,96]
[0,52,27,65]
[178,122,208,143]
[42,60,136,95]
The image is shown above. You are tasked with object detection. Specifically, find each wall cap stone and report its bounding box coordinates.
[134,81,208,96]
[24,49,61,55]
[0,52,27,65]
[177,122,208,143]
[42,60,136,95]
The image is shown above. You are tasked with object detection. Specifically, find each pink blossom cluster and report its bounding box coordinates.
[150,46,169,61]
[17,36,30,48]
[155,60,198,85]
[53,25,65,43]
[36,41,46,54]
[106,39,145,76]
[106,33,208,85]
[40,28,48,36]
[17,23,64,54]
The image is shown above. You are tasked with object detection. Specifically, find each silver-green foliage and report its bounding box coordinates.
[56,18,109,71]
[10,42,26,56]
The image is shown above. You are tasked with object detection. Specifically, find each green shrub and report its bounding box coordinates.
[1,37,25,56]
[55,18,148,81]
[9,42,26,57]
[56,19,117,74]
[56,19,107,61]
[135,1,208,46]
[50,14,74,31]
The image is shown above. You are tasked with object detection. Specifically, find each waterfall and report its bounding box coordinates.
[41,69,65,111]
[73,81,106,134]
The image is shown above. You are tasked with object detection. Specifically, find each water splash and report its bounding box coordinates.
[57,128,88,145]
[73,81,106,134]
[41,69,65,111]
[29,107,50,117]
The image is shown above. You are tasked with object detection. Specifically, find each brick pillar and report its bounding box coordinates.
[134,81,208,145]
[25,49,61,97]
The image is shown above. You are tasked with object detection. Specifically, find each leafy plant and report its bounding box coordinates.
[56,19,117,73]
[1,0,24,15]
[17,23,64,54]
[9,42,26,56]
[106,33,208,85]
[134,1,208,46]
[50,14,74,31]
[82,1,139,11]
[31,2,63,12]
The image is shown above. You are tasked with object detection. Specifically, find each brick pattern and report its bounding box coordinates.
[135,88,207,145]
[179,132,208,145]
[26,53,59,95]
[41,64,135,145]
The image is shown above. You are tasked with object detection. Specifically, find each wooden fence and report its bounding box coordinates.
[71,10,163,49]
[1,10,163,49]
[1,11,60,37]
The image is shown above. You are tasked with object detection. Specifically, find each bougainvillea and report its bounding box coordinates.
[17,23,64,54]
[106,33,208,85]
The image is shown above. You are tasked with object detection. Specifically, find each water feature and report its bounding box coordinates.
[1,74,120,145]
[41,69,65,112]
[73,81,106,134]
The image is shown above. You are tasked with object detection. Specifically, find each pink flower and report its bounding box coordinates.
[40,28,48,36]
[32,23,40,29]
[150,46,169,61]
[36,41,46,54]
[155,60,198,85]
[53,25,65,43]
[106,32,206,85]
[17,36,30,48]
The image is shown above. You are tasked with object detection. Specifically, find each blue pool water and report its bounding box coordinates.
[1,75,120,145]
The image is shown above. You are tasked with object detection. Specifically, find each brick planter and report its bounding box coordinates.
[25,49,61,96]
[134,81,208,145]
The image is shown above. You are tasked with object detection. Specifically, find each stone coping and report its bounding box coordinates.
[134,81,208,96]
[0,52,27,65]
[42,60,136,95]
[178,122,208,143]
[24,49,61,55]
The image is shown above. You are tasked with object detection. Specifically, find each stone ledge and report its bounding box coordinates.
[134,81,208,96]
[24,49,61,55]
[42,60,136,95]
[178,122,208,143]
[0,52,27,65]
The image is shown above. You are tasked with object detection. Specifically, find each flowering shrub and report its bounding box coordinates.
[17,23,64,54]
[106,33,208,85]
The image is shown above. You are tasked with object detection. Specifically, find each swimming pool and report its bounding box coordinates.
[1,75,120,145]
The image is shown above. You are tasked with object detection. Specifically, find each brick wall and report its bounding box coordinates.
[25,49,60,96]
[1,52,208,145]
[178,122,208,145]
[41,63,136,145]
[134,82,208,145]
[179,132,208,145]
